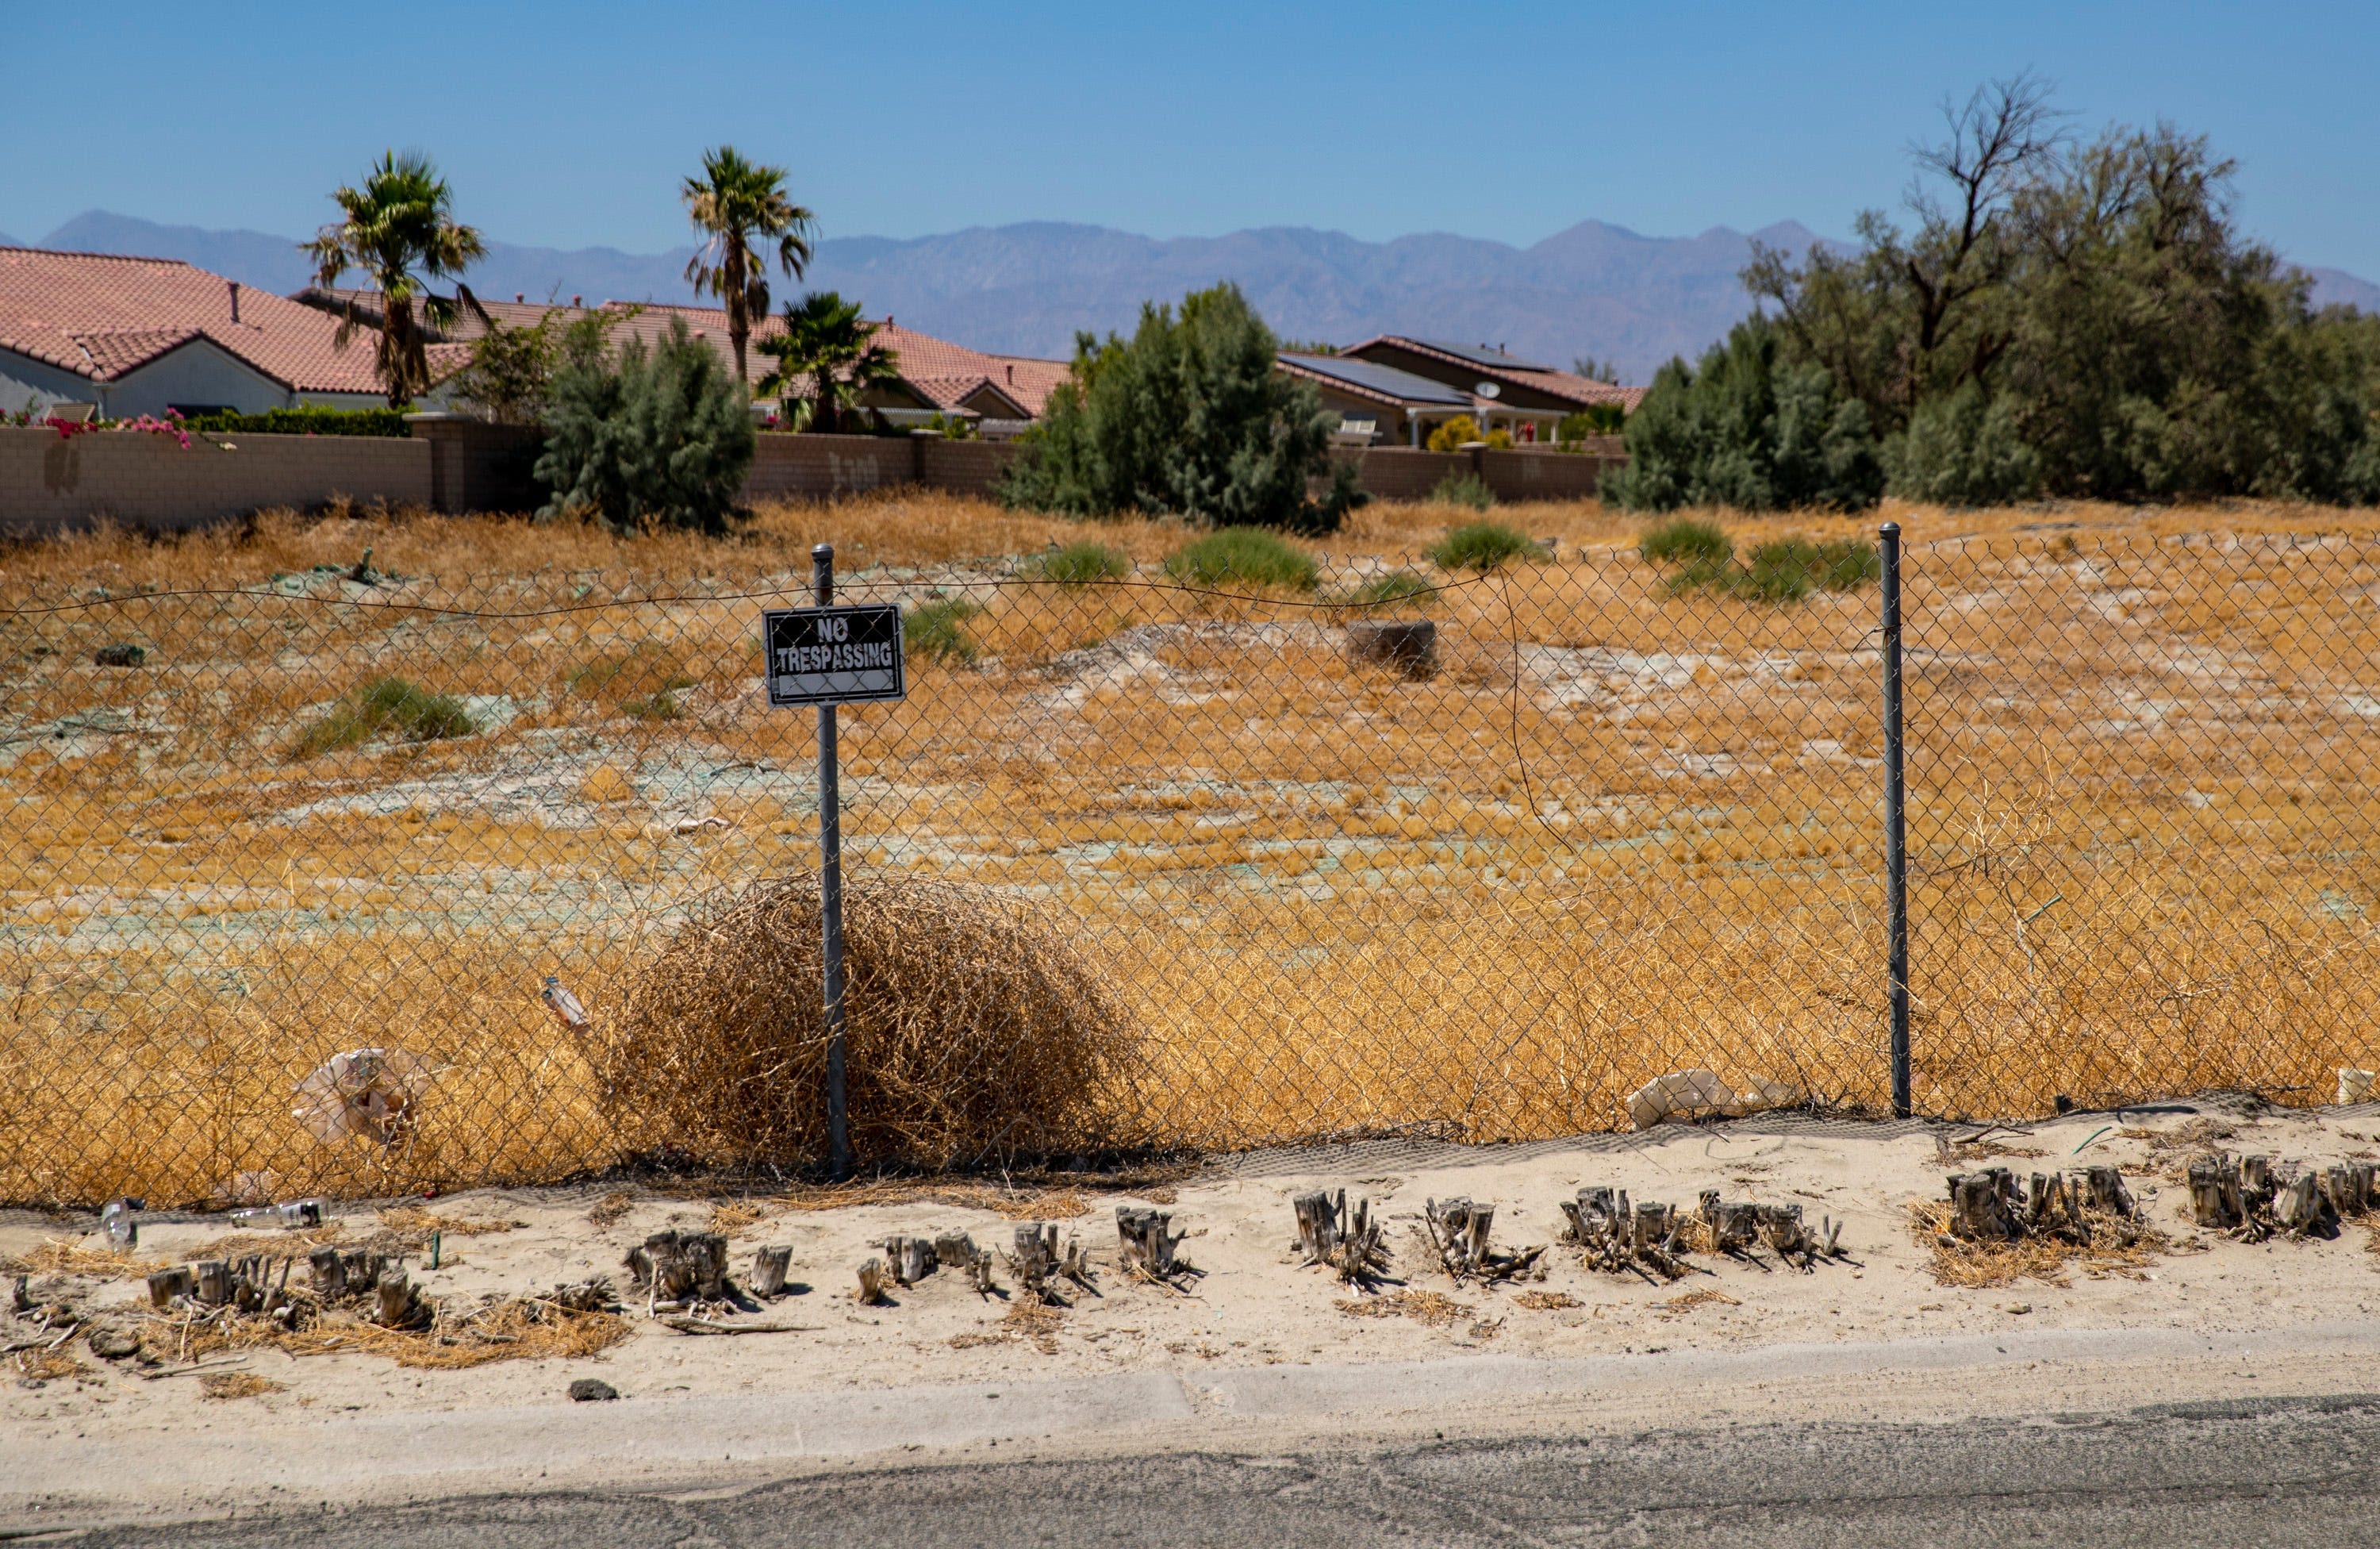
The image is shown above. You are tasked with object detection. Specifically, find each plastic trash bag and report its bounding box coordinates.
[292,1047,433,1144]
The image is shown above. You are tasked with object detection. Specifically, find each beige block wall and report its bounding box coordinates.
[745,434,1023,502]
[0,427,432,539]
[0,425,1622,539]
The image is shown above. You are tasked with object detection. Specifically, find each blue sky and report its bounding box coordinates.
[12,1,2376,275]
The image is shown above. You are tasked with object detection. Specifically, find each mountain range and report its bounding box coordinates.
[10,210,2376,382]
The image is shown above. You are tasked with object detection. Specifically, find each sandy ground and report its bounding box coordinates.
[7,1101,2380,1525]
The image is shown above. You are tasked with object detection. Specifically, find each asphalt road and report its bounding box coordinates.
[47,1391,2380,1548]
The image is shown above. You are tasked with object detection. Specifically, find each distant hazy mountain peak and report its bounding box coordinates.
[17,209,2368,381]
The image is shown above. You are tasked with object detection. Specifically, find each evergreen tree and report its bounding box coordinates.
[1001,283,1361,532]
[535,317,754,533]
[1603,318,1883,513]
[1747,82,2380,505]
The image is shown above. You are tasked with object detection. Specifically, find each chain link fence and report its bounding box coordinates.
[2,528,2374,1205]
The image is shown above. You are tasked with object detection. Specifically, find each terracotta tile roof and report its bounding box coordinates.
[0,246,391,394]
[1503,367,1647,412]
[294,286,591,343]
[984,356,1069,418]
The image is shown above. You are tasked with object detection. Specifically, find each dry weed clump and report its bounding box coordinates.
[950,1299,1066,1355]
[14,1347,94,1383]
[707,1201,773,1236]
[281,1297,631,1370]
[138,1290,632,1371]
[1909,1200,2168,1289]
[374,1208,526,1244]
[600,873,1141,1168]
[1336,1289,1474,1328]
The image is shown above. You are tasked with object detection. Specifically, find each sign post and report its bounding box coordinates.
[762,545,905,1179]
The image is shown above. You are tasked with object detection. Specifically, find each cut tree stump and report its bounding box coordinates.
[1291,1190,1391,1287]
[1345,621,1438,678]
[2078,1165,2136,1219]
[192,1260,230,1306]
[371,1268,417,1328]
[1425,1197,1494,1279]
[627,1230,731,1301]
[883,1235,938,1286]
[1946,1170,2023,1240]
[1699,1192,1761,1255]
[146,1266,195,1309]
[749,1245,793,1299]
[2271,1166,2337,1240]
[935,1232,997,1294]
[2188,1154,2243,1228]
[1116,1207,1191,1281]
[854,1259,891,1305]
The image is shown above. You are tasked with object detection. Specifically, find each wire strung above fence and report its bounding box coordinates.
[2,527,2374,1206]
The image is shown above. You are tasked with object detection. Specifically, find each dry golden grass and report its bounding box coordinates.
[2,1238,156,1277]
[375,1206,524,1240]
[760,1178,1123,1217]
[5,491,2379,1202]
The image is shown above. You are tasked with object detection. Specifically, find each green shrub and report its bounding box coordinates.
[534,315,754,534]
[1558,405,1626,440]
[177,406,411,437]
[1428,470,1495,511]
[1882,382,2042,507]
[1638,517,1733,567]
[1427,520,1542,572]
[1603,317,1883,513]
[1341,569,1434,609]
[569,644,696,719]
[620,690,685,721]
[1654,536,1879,604]
[904,598,981,663]
[1026,540,1132,586]
[1162,528,1319,590]
[998,282,1361,532]
[290,676,475,758]
[1426,416,1480,452]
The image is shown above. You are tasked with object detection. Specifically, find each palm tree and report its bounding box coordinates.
[756,292,902,433]
[681,147,815,388]
[304,151,488,407]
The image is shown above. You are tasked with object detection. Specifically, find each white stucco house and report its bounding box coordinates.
[0,245,457,418]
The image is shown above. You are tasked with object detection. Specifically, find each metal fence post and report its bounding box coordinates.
[813,543,852,1178]
[1879,522,1911,1118]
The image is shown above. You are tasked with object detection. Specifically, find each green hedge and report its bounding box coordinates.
[176,406,413,438]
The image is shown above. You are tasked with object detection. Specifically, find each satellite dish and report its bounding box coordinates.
[1475,382,1502,400]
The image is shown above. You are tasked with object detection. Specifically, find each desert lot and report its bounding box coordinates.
[2,494,2378,1205]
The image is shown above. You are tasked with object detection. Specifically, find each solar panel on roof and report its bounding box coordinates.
[1278,352,1473,406]
[1403,337,1557,372]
